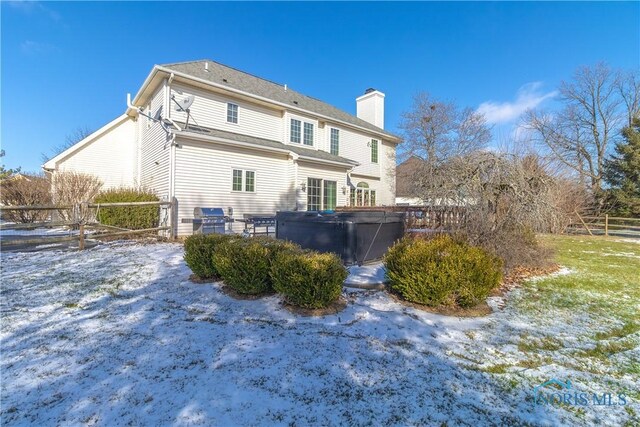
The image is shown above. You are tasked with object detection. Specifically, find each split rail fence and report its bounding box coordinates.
[0,201,173,250]
[566,212,640,238]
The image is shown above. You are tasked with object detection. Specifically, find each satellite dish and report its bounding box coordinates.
[173,94,195,111]
[153,105,163,121]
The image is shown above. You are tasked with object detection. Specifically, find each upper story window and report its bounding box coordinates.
[227,103,238,124]
[232,169,255,192]
[370,139,379,163]
[290,119,301,143]
[303,123,314,146]
[330,128,339,155]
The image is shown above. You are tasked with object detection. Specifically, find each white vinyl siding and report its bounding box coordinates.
[174,138,294,235]
[55,116,137,190]
[170,83,282,141]
[328,124,381,177]
[139,86,171,198]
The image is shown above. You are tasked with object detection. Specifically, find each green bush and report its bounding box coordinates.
[271,250,347,309]
[384,235,503,308]
[94,188,159,229]
[183,233,239,279]
[214,237,300,295]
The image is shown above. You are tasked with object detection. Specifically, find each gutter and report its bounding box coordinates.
[133,65,400,143]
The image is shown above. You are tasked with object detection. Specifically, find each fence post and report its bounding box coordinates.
[575,211,593,236]
[78,223,85,250]
[605,214,609,236]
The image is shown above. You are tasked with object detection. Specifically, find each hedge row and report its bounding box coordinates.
[94,188,159,229]
[184,235,347,309]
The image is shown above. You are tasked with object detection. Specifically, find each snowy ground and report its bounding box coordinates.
[1,241,638,426]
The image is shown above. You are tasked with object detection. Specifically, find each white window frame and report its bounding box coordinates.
[330,128,339,155]
[231,168,256,193]
[290,119,301,143]
[303,122,314,146]
[370,139,379,163]
[307,178,337,211]
[227,103,239,124]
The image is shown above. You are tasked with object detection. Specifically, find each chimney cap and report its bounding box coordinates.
[364,88,377,94]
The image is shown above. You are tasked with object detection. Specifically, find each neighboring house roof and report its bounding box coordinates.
[395,156,425,197]
[158,59,400,142]
[175,123,359,168]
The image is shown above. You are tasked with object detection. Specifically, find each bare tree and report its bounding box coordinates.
[399,92,492,204]
[399,92,492,164]
[525,63,639,201]
[41,126,93,163]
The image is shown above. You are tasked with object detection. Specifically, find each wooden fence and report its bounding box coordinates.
[567,212,640,237]
[0,201,173,250]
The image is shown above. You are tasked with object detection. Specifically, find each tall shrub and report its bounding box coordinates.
[184,233,239,280]
[271,250,347,309]
[94,187,159,229]
[384,235,503,308]
[0,173,51,223]
[213,237,299,295]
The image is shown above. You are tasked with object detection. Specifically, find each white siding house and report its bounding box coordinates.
[43,59,401,236]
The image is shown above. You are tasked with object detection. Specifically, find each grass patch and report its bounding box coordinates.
[517,235,640,324]
[594,322,640,340]
[579,340,637,359]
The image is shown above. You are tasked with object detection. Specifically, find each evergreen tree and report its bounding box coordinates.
[604,118,640,216]
[0,150,21,181]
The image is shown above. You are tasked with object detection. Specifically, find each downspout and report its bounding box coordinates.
[291,153,300,210]
[165,76,178,238]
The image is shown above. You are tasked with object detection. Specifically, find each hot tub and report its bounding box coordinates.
[275,211,404,265]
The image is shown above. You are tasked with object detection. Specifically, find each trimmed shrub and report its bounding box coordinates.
[184,233,240,280]
[214,237,300,295]
[94,188,159,229]
[271,250,347,309]
[384,235,503,308]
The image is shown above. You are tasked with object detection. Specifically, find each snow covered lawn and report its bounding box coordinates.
[1,236,638,426]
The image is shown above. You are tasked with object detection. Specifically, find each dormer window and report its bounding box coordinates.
[227,103,238,124]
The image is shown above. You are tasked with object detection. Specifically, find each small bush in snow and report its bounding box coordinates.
[184,234,239,280]
[384,235,503,308]
[271,250,347,309]
[94,188,159,229]
[214,237,299,295]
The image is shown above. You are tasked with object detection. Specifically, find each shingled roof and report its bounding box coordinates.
[160,60,399,141]
[175,123,359,167]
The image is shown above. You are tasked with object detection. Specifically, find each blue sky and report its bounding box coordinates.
[2,1,639,171]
